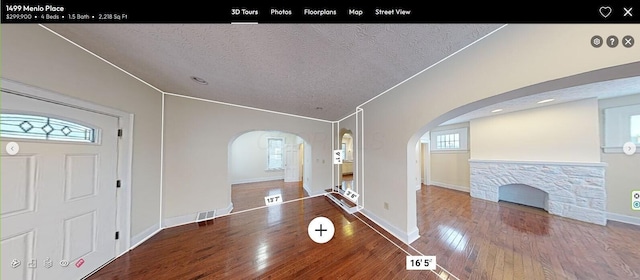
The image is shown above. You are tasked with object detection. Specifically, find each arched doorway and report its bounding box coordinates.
[406,65,640,242]
[339,130,354,191]
[228,130,312,212]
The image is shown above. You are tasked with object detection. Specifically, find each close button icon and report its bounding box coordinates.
[623,36,634,48]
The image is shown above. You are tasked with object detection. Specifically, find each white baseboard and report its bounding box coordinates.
[218,202,233,215]
[415,184,421,191]
[430,181,470,193]
[162,202,234,228]
[359,208,420,245]
[162,213,195,228]
[303,183,311,195]
[307,188,327,197]
[607,212,640,226]
[231,176,283,185]
[130,223,161,250]
[407,228,420,244]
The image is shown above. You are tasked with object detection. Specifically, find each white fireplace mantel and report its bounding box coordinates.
[469,159,608,167]
[469,159,607,226]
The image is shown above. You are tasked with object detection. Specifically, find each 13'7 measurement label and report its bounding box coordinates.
[264,194,283,206]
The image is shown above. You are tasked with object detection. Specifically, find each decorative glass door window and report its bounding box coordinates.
[0,113,96,142]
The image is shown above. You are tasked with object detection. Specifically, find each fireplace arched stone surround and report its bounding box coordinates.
[469,159,607,225]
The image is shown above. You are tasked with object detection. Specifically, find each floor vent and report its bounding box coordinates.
[196,210,216,222]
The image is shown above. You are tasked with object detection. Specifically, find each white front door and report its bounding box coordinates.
[1,91,119,280]
[284,144,300,182]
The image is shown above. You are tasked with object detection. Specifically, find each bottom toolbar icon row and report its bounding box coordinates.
[10,258,84,269]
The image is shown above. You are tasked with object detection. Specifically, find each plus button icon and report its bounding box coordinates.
[308,217,335,243]
[315,224,328,236]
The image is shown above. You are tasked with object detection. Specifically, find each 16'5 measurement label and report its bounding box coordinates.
[406,256,436,270]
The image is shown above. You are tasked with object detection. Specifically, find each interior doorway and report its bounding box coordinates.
[299,143,304,182]
[228,130,311,212]
[420,140,430,188]
[339,131,354,191]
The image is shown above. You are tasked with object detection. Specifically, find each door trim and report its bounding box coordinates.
[1,78,134,257]
[284,143,300,182]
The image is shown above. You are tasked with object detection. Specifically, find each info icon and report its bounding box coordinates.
[633,191,640,211]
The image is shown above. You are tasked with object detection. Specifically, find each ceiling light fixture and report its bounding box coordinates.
[491,109,503,113]
[537,98,555,104]
[190,76,208,85]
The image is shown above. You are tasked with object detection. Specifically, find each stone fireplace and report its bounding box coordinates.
[469,160,607,225]
[499,184,548,210]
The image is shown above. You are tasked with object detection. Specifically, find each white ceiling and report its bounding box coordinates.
[441,76,640,125]
[44,24,502,120]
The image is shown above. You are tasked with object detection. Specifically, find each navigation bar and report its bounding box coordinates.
[2,1,638,23]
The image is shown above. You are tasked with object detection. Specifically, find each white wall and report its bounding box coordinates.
[1,25,163,239]
[420,143,428,184]
[163,95,332,222]
[599,94,640,220]
[230,131,300,184]
[429,123,470,191]
[470,98,600,162]
[430,153,470,191]
[360,24,640,243]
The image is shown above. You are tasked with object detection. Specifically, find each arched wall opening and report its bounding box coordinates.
[335,112,363,208]
[355,25,640,244]
[338,129,355,191]
[162,93,333,226]
[228,130,313,212]
[406,63,640,240]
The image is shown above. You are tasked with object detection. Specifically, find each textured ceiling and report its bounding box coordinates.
[44,24,502,120]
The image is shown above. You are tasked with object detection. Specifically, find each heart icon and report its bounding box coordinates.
[599,6,612,18]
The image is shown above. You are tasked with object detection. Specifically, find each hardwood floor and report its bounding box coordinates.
[87,184,640,280]
[341,174,353,182]
[412,185,640,280]
[231,180,308,213]
[88,196,438,279]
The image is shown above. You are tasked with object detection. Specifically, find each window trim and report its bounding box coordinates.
[0,111,99,144]
[266,137,285,171]
[603,104,640,154]
[630,114,640,145]
[430,127,469,152]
